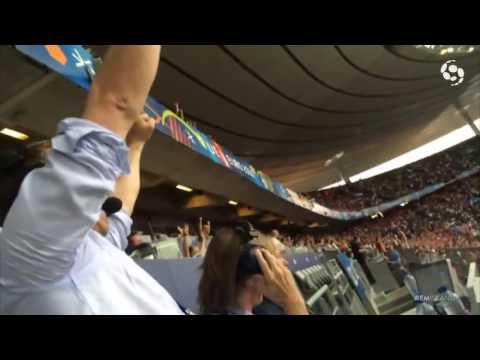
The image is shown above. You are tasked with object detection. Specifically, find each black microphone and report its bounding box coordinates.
[102,197,123,217]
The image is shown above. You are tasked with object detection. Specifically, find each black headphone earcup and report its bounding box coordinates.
[237,244,262,278]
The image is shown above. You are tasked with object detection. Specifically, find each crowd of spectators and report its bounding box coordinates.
[257,171,480,283]
[145,165,479,262]
[309,138,480,211]
[333,172,480,251]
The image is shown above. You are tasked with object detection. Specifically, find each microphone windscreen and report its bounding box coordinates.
[102,197,123,217]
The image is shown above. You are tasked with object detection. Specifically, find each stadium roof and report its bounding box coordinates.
[89,45,480,192]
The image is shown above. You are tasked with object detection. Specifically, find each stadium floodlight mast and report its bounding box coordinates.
[324,151,350,185]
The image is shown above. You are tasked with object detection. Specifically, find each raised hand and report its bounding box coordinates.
[126,113,161,147]
[198,217,211,241]
[255,249,308,315]
[177,223,190,238]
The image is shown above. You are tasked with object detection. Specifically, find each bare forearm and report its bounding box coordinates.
[282,296,309,315]
[83,45,162,139]
[181,236,190,258]
[281,279,308,315]
[113,144,143,216]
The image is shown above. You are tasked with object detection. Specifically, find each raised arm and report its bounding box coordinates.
[83,45,162,139]
[112,113,160,216]
[256,249,309,315]
[177,224,191,258]
[103,113,162,248]
[1,46,162,288]
[198,217,211,256]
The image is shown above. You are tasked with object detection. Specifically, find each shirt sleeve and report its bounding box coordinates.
[1,118,130,288]
[105,211,132,251]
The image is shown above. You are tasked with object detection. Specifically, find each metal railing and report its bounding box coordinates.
[400,248,480,283]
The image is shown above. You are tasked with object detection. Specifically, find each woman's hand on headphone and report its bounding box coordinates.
[255,249,308,315]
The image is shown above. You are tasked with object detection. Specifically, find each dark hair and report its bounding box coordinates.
[198,227,255,315]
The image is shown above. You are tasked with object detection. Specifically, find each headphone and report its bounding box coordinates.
[233,222,263,280]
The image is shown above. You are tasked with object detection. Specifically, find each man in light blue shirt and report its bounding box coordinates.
[0,45,184,315]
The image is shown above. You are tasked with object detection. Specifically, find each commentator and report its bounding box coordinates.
[0,45,184,315]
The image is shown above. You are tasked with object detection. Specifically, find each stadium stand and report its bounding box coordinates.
[310,137,480,211]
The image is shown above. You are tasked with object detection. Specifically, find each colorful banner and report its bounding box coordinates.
[15,45,306,210]
[16,45,94,90]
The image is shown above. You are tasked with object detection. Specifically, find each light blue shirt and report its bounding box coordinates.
[0,118,183,315]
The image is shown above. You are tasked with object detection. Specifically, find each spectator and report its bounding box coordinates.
[375,238,386,254]
[178,217,212,258]
[177,223,191,258]
[339,239,350,254]
[198,224,308,315]
[350,237,376,285]
[195,217,212,257]
[294,236,309,253]
[385,244,403,285]
[126,231,156,260]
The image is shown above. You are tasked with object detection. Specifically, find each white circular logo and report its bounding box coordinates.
[440,60,465,87]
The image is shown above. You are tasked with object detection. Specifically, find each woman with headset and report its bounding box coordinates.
[198,223,308,315]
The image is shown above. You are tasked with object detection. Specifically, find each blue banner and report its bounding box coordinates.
[16,45,94,90]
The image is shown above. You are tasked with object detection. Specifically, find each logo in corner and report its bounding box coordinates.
[440,60,465,87]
